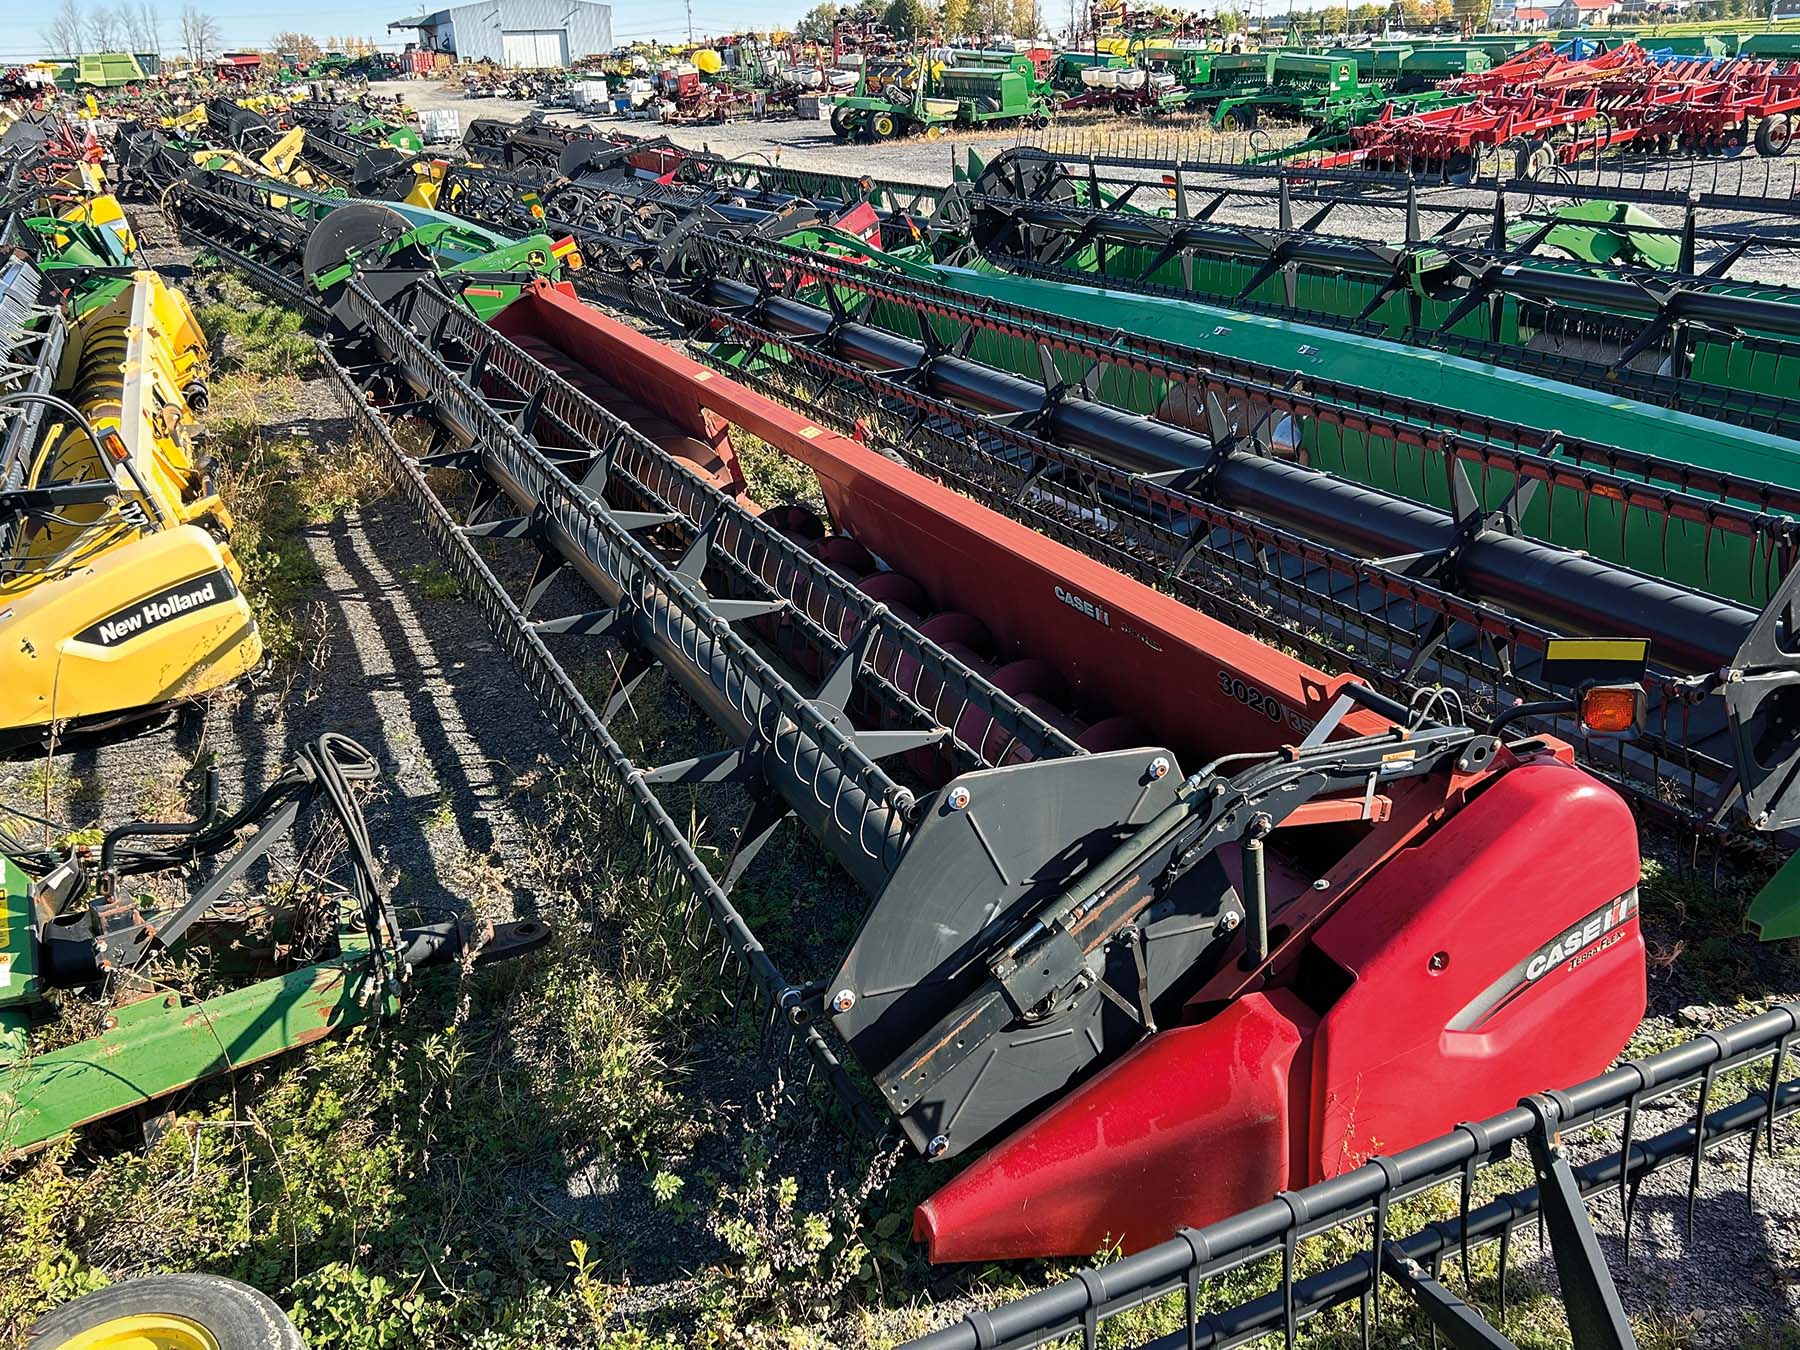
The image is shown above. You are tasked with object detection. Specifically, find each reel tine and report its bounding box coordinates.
[1458,1141,1477,1289]
[1427,1251,1443,1350]
[1688,1053,1720,1243]
[1623,1170,1646,1265]
[1497,1223,1511,1317]
[1769,1032,1794,1159]
[1281,1219,1297,1350]
[1619,1091,1639,1224]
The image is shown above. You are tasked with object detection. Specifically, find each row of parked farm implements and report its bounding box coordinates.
[956,146,1800,435]
[127,109,1691,1266]
[46,102,1796,1295]
[8,81,1800,1342]
[408,145,1800,824]
[174,112,1800,914]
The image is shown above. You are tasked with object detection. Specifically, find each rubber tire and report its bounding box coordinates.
[870,111,901,140]
[1755,113,1793,157]
[830,106,854,141]
[29,1274,305,1349]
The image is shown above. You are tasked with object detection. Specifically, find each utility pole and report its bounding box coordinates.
[686,0,694,44]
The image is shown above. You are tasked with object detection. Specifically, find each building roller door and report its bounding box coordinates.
[501,29,568,68]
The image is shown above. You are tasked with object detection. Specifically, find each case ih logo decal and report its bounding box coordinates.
[1525,887,1639,982]
[1449,887,1639,1033]
[75,570,237,649]
[1055,584,1110,627]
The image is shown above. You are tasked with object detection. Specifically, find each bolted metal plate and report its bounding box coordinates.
[884,852,1236,1159]
[826,747,1241,1154]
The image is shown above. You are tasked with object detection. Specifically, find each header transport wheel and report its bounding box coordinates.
[29,1275,303,1350]
[1756,113,1793,157]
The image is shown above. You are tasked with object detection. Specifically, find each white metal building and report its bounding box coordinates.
[389,0,613,66]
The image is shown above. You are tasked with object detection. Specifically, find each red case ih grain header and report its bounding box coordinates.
[315,266,1649,1262]
[154,141,1666,1264]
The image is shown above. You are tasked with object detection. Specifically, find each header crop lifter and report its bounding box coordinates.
[306,253,1650,1264]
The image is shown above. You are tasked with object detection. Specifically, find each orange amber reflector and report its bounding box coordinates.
[1581,684,1640,734]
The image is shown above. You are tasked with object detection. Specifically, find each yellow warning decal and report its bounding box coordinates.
[1544,638,1651,663]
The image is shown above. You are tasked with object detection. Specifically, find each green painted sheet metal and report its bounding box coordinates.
[0,856,39,1028]
[1735,33,1800,57]
[0,949,376,1153]
[897,261,1800,605]
[993,205,1800,410]
[1526,201,1682,269]
[1747,851,1800,941]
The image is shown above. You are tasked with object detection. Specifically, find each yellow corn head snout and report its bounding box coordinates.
[0,272,261,741]
[404,159,447,211]
[190,128,326,196]
[52,192,139,261]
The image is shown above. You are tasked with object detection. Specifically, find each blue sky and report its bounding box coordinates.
[0,0,801,60]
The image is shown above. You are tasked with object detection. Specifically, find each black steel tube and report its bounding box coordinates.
[1010,203,1393,273]
[1243,832,1268,966]
[1498,262,1800,338]
[703,277,1760,675]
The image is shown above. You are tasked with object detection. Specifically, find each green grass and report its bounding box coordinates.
[189,275,392,666]
[730,427,826,515]
[408,561,468,603]
[195,271,321,380]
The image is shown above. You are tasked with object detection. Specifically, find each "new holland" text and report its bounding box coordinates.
[96,581,218,645]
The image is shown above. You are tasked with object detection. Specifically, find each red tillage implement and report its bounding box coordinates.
[339,274,1648,1262]
[1309,43,1800,170]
